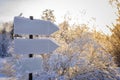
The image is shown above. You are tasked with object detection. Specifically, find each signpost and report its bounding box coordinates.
[14,16,59,35]
[14,16,59,80]
[16,58,43,74]
[14,39,59,54]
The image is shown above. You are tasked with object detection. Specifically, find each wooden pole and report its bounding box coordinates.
[29,16,33,80]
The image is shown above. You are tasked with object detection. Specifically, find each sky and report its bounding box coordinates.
[0,0,117,34]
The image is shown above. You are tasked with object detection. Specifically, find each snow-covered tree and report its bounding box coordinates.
[0,22,13,57]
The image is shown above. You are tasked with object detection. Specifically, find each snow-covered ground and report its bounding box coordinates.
[0,58,16,80]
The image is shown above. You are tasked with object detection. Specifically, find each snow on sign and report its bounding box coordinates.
[14,39,59,54]
[14,16,59,79]
[16,58,43,74]
[14,17,59,35]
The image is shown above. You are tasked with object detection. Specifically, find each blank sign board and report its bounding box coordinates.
[14,39,59,54]
[16,58,43,74]
[14,17,59,35]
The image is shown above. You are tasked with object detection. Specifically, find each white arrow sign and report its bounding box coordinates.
[16,58,43,74]
[14,39,59,54]
[14,17,59,35]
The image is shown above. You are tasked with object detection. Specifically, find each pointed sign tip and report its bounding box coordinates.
[14,17,59,35]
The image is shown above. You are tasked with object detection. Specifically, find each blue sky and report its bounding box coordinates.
[0,0,117,34]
